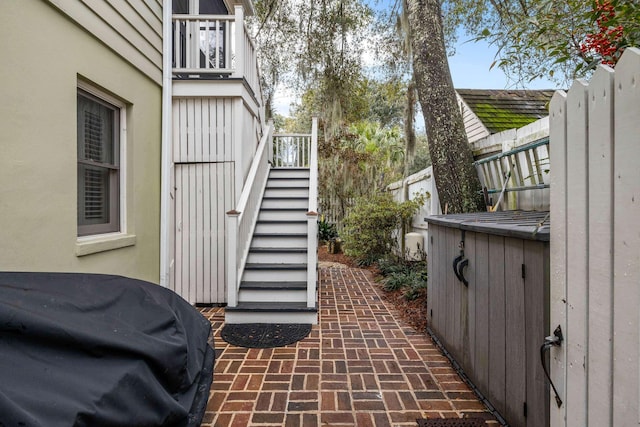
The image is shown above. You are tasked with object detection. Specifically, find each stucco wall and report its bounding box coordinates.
[0,1,161,283]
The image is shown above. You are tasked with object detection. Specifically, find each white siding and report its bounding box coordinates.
[172,98,235,163]
[171,97,237,304]
[457,93,490,143]
[46,0,163,84]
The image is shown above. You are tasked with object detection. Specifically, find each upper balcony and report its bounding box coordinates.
[172,6,260,100]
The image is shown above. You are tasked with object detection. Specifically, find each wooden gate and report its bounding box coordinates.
[174,162,234,304]
[549,48,640,426]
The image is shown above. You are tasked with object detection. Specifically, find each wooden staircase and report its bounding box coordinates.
[225,167,318,324]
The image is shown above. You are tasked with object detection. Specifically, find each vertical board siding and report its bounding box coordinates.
[451,228,462,356]
[464,231,476,375]
[549,89,568,427]
[435,226,445,336]
[612,50,640,427]
[524,240,550,427]
[446,227,458,352]
[550,49,640,427]
[488,234,506,417]
[587,66,615,426]
[474,233,490,394]
[504,237,526,427]
[47,0,162,83]
[565,80,589,426]
[173,163,234,304]
[427,229,436,331]
[173,98,234,163]
[171,94,238,305]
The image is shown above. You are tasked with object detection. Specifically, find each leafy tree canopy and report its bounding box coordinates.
[443,0,640,85]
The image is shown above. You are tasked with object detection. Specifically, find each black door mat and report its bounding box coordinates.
[221,323,312,348]
[416,418,488,427]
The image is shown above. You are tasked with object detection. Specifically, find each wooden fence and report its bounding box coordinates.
[549,47,640,427]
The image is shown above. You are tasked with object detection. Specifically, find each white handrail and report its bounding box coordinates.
[306,117,319,308]
[272,135,311,167]
[226,121,273,307]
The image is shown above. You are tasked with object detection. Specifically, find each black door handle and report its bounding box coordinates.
[452,255,469,287]
[453,254,464,282]
[457,258,469,286]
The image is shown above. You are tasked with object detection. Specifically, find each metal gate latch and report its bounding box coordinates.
[540,325,564,407]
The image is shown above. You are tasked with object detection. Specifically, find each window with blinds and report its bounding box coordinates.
[77,89,120,236]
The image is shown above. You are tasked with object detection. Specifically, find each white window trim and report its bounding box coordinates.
[76,80,134,256]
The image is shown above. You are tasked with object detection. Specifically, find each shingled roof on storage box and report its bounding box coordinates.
[457,89,554,134]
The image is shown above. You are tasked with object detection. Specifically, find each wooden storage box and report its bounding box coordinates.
[426,211,550,427]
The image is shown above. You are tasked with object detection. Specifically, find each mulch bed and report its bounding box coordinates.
[318,245,428,333]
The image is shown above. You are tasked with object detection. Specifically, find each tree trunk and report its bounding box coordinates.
[406,0,485,213]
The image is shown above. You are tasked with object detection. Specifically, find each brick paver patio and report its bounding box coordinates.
[199,265,498,426]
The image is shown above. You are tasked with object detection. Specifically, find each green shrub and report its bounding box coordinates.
[318,218,338,242]
[342,192,423,262]
[381,272,409,291]
[377,254,428,301]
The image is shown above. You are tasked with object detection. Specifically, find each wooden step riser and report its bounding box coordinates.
[269,170,310,179]
[254,222,306,234]
[261,199,308,209]
[264,188,309,198]
[246,252,307,264]
[267,179,309,188]
[258,211,308,221]
[238,289,307,303]
[242,269,307,282]
[251,236,307,248]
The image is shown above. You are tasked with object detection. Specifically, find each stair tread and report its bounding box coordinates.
[268,177,309,180]
[245,263,307,270]
[226,302,317,312]
[260,208,307,211]
[249,247,307,253]
[240,281,307,290]
[263,195,308,199]
[266,184,309,188]
[253,232,306,237]
[257,219,307,224]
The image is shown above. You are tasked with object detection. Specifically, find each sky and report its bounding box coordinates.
[448,36,556,90]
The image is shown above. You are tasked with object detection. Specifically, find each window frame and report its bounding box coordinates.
[76,82,126,237]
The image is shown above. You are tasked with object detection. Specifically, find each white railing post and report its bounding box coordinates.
[307,117,319,308]
[267,119,274,164]
[226,209,240,307]
[233,6,244,79]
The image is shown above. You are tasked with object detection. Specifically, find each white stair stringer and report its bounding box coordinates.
[225,167,317,325]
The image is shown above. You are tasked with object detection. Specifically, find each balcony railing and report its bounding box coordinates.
[172,6,259,96]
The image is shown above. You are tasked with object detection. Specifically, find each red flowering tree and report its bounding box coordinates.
[580,0,638,67]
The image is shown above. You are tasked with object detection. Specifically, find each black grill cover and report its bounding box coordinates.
[0,272,214,427]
